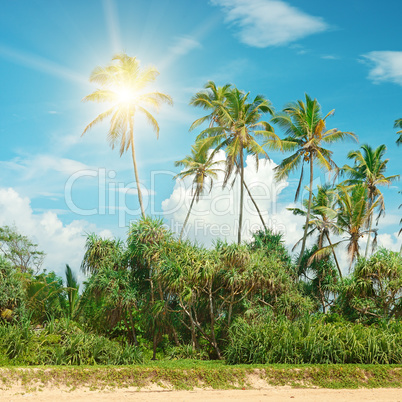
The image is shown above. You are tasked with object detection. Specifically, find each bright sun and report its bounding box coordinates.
[114,86,137,104]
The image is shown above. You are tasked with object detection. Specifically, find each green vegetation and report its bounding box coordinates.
[1,56,401,387]
[226,314,402,364]
[0,364,401,392]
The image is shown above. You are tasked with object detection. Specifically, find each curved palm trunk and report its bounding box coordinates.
[238,149,245,245]
[297,156,314,268]
[129,122,146,218]
[325,232,342,279]
[243,180,268,231]
[180,191,197,240]
[365,194,374,258]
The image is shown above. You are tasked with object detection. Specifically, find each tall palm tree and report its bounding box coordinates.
[289,184,342,277]
[341,144,399,257]
[394,118,402,145]
[82,53,173,217]
[191,83,282,237]
[174,145,223,240]
[194,87,279,243]
[273,94,357,267]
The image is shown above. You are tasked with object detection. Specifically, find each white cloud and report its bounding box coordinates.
[362,51,402,86]
[376,232,401,251]
[0,187,109,282]
[162,150,305,246]
[211,0,328,47]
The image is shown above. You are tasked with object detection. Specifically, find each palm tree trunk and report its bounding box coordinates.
[129,122,146,218]
[297,156,314,268]
[325,232,342,279]
[227,285,235,327]
[238,149,245,245]
[208,282,221,359]
[243,180,267,230]
[179,191,197,240]
[128,308,139,347]
[365,194,374,258]
[152,330,157,360]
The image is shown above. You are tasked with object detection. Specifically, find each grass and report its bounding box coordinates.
[0,362,401,392]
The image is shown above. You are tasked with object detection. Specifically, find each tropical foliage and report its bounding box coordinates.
[1,69,401,366]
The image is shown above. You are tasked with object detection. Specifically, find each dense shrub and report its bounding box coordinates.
[225,314,402,364]
[0,319,143,365]
[0,256,26,322]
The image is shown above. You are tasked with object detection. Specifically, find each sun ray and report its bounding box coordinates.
[103,0,123,54]
[0,44,88,85]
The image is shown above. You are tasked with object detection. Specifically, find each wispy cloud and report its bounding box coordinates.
[362,51,402,86]
[0,155,90,180]
[211,0,328,47]
[0,155,92,199]
[159,36,202,70]
[169,36,202,56]
[321,55,339,60]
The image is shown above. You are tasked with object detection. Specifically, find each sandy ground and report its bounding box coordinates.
[1,387,402,401]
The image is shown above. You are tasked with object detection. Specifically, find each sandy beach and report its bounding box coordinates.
[2,387,402,402]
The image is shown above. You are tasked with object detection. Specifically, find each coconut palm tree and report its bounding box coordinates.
[341,144,399,257]
[189,81,232,131]
[394,118,402,145]
[82,53,173,217]
[273,94,357,267]
[191,83,283,237]
[174,145,223,240]
[289,184,342,277]
[65,264,79,319]
[310,184,380,269]
[194,87,278,243]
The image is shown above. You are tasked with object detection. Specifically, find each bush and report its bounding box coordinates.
[0,319,143,365]
[225,314,402,364]
[167,344,209,360]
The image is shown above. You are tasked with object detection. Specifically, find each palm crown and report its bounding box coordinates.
[193,85,277,243]
[174,145,223,240]
[341,144,399,257]
[82,53,172,217]
[272,94,357,267]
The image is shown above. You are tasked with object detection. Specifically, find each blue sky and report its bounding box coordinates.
[0,0,401,276]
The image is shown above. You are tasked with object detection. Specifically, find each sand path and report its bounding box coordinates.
[1,387,401,401]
